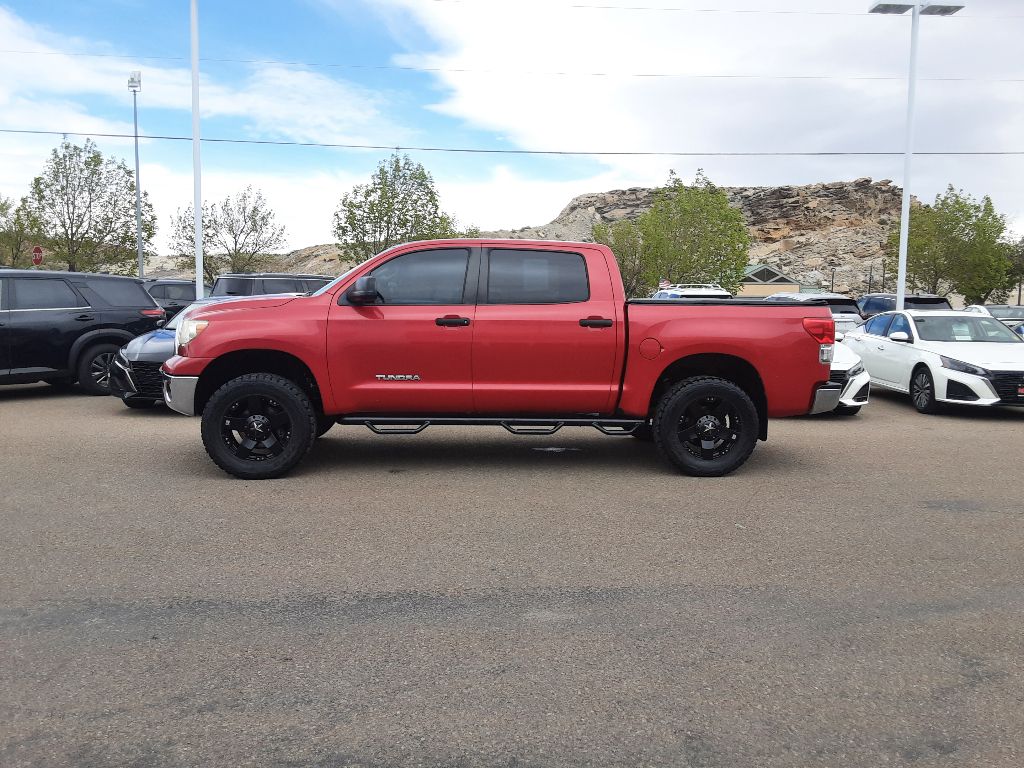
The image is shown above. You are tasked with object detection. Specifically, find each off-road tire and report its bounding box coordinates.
[652,376,759,477]
[76,343,120,395]
[201,373,317,479]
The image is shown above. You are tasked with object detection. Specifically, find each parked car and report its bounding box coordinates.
[109,294,302,409]
[764,292,864,335]
[0,270,164,394]
[650,283,733,300]
[163,239,839,480]
[857,293,952,318]
[143,279,211,319]
[842,310,1024,413]
[963,304,1024,328]
[210,273,333,297]
[828,341,871,415]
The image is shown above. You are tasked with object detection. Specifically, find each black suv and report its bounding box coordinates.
[210,272,333,297]
[857,292,953,319]
[144,278,211,319]
[0,271,165,394]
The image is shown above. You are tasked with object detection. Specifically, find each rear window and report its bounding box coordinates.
[487,249,589,304]
[827,300,861,315]
[11,278,85,310]
[905,297,952,311]
[259,278,304,294]
[76,278,153,307]
[303,278,331,291]
[163,283,197,301]
[862,297,894,314]
[988,306,1024,319]
[211,278,253,297]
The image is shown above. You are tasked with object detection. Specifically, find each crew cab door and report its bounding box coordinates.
[326,246,477,414]
[472,245,620,414]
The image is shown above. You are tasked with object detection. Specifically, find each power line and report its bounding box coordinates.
[0,48,1021,83]
[3,128,1022,157]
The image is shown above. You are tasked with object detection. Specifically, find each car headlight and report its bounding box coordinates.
[175,318,209,351]
[848,363,865,377]
[940,356,990,377]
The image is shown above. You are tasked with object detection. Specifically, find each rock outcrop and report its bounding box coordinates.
[485,177,906,294]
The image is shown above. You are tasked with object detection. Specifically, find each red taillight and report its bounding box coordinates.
[802,317,835,345]
[140,308,165,318]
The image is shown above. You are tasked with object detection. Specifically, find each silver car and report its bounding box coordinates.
[763,292,864,335]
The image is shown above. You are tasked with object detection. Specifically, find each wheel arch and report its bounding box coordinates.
[648,353,768,440]
[68,330,134,370]
[195,349,323,416]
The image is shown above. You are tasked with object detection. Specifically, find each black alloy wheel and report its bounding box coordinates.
[911,367,940,414]
[201,373,317,479]
[652,376,759,477]
[76,343,121,395]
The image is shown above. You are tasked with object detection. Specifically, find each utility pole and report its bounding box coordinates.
[128,71,144,277]
[190,0,204,299]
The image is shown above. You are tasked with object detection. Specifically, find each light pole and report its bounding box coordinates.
[190,0,204,299]
[869,3,964,309]
[128,71,145,278]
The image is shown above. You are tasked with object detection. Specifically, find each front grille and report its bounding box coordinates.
[829,370,849,385]
[990,371,1024,403]
[129,360,165,398]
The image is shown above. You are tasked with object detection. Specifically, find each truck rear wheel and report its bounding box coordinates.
[652,376,759,477]
[201,373,317,479]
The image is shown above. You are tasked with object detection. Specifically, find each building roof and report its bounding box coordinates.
[742,264,799,285]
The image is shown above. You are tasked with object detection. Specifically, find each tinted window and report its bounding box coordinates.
[147,284,167,299]
[12,278,83,310]
[988,306,1024,319]
[77,278,151,307]
[370,248,470,305]
[487,249,589,304]
[865,314,894,336]
[864,297,894,314]
[164,283,197,301]
[303,278,331,292]
[888,313,912,338]
[212,278,252,297]
[259,278,303,294]
[905,297,952,311]
[827,299,861,315]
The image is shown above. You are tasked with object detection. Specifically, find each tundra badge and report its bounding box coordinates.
[375,374,421,381]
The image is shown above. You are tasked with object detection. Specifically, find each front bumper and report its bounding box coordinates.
[839,369,872,409]
[163,373,200,415]
[808,382,844,415]
[108,355,137,400]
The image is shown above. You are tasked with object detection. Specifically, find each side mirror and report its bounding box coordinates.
[346,276,378,305]
[889,331,911,343]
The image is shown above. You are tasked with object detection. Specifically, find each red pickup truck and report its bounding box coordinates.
[163,239,839,479]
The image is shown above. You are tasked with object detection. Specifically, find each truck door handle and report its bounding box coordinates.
[435,315,470,327]
[579,317,613,328]
[74,314,96,321]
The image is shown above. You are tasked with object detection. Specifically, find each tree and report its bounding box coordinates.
[1007,237,1024,305]
[0,196,34,268]
[172,187,286,283]
[332,153,459,261]
[591,170,751,295]
[593,219,645,298]
[27,139,155,273]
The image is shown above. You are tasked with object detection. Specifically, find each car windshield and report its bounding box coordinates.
[988,306,1024,319]
[914,315,1022,343]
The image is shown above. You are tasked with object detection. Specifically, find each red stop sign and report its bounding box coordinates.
[31,246,43,266]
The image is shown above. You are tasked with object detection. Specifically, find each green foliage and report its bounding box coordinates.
[171,187,286,283]
[885,186,1013,305]
[27,139,155,274]
[332,153,459,261]
[0,196,35,268]
[592,170,751,296]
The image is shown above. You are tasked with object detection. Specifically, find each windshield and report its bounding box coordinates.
[914,315,1022,343]
[988,306,1024,319]
[310,264,361,297]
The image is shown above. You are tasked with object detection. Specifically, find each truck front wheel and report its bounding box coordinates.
[201,373,317,479]
[652,376,759,477]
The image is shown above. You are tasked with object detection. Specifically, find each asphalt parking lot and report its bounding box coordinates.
[2,384,1023,768]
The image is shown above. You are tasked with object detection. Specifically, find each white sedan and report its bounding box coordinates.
[842,310,1024,413]
[829,340,872,415]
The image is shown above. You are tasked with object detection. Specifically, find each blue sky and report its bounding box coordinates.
[1,0,1022,251]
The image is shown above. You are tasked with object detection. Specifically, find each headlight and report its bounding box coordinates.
[940,356,990,377]
[175,319,209,351]
[848,363,865,377]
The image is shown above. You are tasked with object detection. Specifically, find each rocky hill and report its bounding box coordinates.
[485,177,906,294]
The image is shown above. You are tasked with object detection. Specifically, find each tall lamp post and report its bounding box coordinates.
[128,71,145,278]
[869,3,964,310]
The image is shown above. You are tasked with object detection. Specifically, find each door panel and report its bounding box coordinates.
[472,246,619,415]
[0,279,9,375]
[325,247,477,414]
[7,278,92,376]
